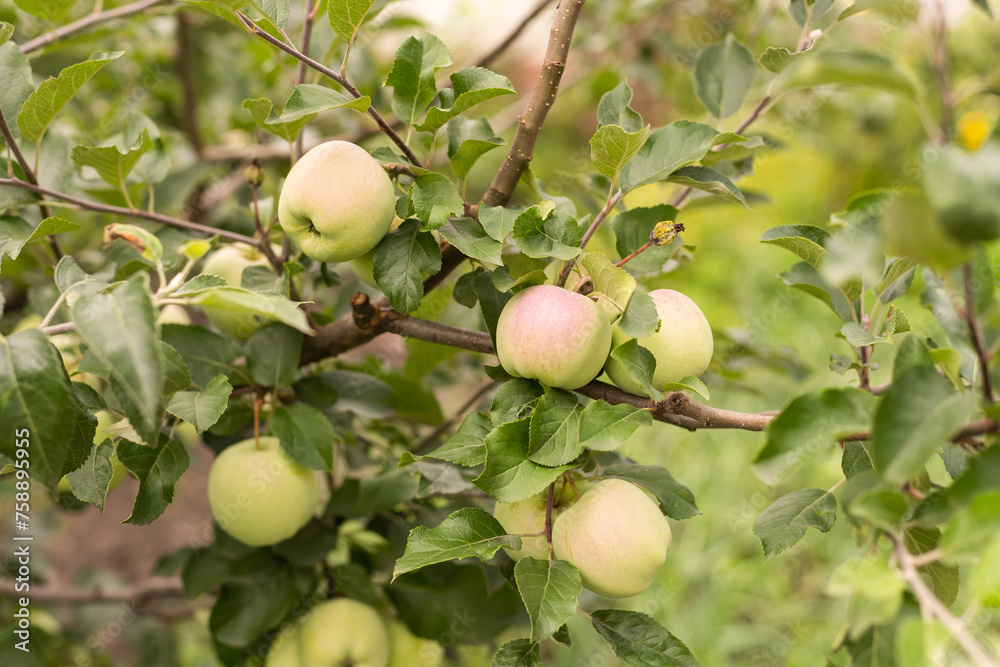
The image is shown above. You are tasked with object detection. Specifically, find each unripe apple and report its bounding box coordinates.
[59,411,129,494]
[200,243,274,340]
[296,598,390,667]
[278,141,396,263]
[387,619,444,667]
[496,285,612,391]
[552,478,671,598]
[604,289,713,397]
[492,491,555,561]
[349,218,403,288]
[264,627,304,667]
[157,304,192,325]
[208,436,319,547]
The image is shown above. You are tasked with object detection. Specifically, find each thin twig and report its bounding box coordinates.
[0,177,259,245]
[963,262,994,402]
[473,0,553,68]
[236,11,421,166]
[838,418,999,444]
[19,0,171,54]
[616,240,651,268]
[545,482,556,559]
[0,107,61,258]
[176,11,203,157]
[889,533,998,667]
[294,0,318,161]
[0,577,186,604]
[412,380,498,453]
[556,187,624,286]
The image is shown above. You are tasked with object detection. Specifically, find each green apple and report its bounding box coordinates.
[552,478,671,598]
[200,243,274,340]
[58,411,129,494]
[387,619,444,667]
[496,285,612,391]
[208,436,319,547]
[265,626,305,667]
[157,304,192,325]
[297,598,390,667]
[349,219,403,288]
[604,288,713,397]
[278,141,396,263]
[492,491,554,561]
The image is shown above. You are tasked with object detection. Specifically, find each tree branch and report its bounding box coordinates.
[0,177,259,245]
[0,107,61,258]
[889,534,998,667]
[963,262,994,402]
[18,0,171,54]
[176,11,203,157]
[413,379,498,454]
[294,0,318,161]
[235,11,421,166]
[0,577,185,605]
[839,418,999,444]
[557,187,624,286]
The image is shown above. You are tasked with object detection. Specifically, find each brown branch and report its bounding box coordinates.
[963,262,994,402]
[294,0,318,161]
[0,107,61,258]
[838,418,999,444]
[473,0,553,68]
[557,187,625,287]
[0,177,259,245]
[545,482,556,558]
[235,11,421,166]
[19,0,171,54]
[176,12,203,157]
[0,577,185,605]
[483,0,587,208]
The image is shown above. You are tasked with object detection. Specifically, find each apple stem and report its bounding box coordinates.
[545,482,556,560]
[616,240,652,268]
[565,473,581,500]
[253,398,262,450]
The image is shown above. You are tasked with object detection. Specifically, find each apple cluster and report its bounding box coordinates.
[265,598,443,667]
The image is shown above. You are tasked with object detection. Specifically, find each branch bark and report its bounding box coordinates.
[0,577,185,605]
[19,0,171,54]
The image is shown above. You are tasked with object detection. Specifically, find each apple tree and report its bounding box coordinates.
[2,0,1000,665]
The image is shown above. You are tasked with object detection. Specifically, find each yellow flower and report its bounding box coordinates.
[957,110,992,151]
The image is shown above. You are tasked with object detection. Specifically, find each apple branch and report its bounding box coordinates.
[0,577,186,605]
[294,0,319,161]
[0,177,259,245]
[235,11,421,166]
[557,187,625,286]
[962,262,994,402]
[18,0,171,54]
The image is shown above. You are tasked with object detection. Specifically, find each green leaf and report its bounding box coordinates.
[580,252,635,312]
[252,0,290,29]
[759,33,829,73]
[752,488,837,561]
[755,388,874,464]
[661,376,710,401]
[244,324,302,389]
[475,269,513,347]
[578,402,653,451]
[166,374,231,434]
[277,84,370,122]
[877,257,918,302]
[117,438,190,525]
[693,35,755,119]
[607,340,661,400]
[611,205,682,275]
[373,219,443,313]
[870,366,978,484]
[492,639,541,667]
[780,49,920,99]
[479,203,518,242]
[420,411,491,467]
[842,441,874,479]
[13,0,75,21]
[618,284,661,340]
[591,609,701,667]
[409,173,464,231]
[72,129,154,189]
[841,322,891,347]
[779,261,855,321]
[271,402,335,472]
[474,420,573,503]
[161,324,237,388]
[621,121,721,192]
[760,224,831,268]
[178,286,313,335]
[597,80,643,133]
[790,0,836,24]
[416,67,516,133]
[0,42,33,143]
[0,21,13,46]
[72,279,165,447]
[384,33,452,125]
[448,116,506,179]
[392,507,520,581]
[65,440,115,512]
[242,97,313,142]
[663,166,749,208]
[209,563,314,648]
[602,463,699,520]
[590,123,651,184]
[848,488,907,531]
[491,379,544,426]
[0,216,33,260]
[105,222,163,262]
[514,558,582,643]
[512,207,583,260]
[904,526,959,606]
[0,329,94,491]
[941,491,1000,558]
[826,556,904,634]
[527,390,583,466]
[439,217,503,265]
[17,52,123,142]
[328,0,376,45]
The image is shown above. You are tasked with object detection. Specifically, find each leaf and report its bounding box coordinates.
[166,374,231,434]
[277,84,370,122]
[580,252,636,312]
[663,166,749,208]
[473,420,573,503]
[409,173,464,231]
[179,286,313,335]
[578,402,653,451]
[760,224,831,268]
[877,257,917,302]
[941,491,1000,558]
[241,97,313,142]
[661,376,710,401]
[780,50,920,100]
[779,262,855,321]
[384,33,452,125]
[17,52,123,142]
[209,563,313,648]
[759,33,829,73]
[117,438,190,526]
[0,330,95,491]
[752,488,837,561]
[0,42,33,143]
[72,279,165,447]
[0,22,13,46]
[527,390,583,466]
[611,205,682,275]
[602,463,699,520]
[755,387,874,465]
[475,270,513,347]
[905,526,959,606]
[416,67,516,133]
[590,123,651,184]
[479,203,518,242]
[0,216,33,260]
[790,0,836,24]
[591,609,701,667]
[618,285,662,339]
[373,219,443,313]
[65,440,115,512]
[491,379,544,426]
[328,0,376,45]
[621,120,721,192]
[597,80,643,132]
[392,508,520,581]
[439,217,503,265]
[72,129,155,189]
[252,0,290,29]
[420,411,491,467]
[607,340,661,400]
[693,35,756,119]
[161,324,237,388]
[448,116,506,179]
[511,207,583,260]
[514,558,582,643]
[492,639,542,667]
[841,322,891,347]
[244,324,302,389]
[870,366,978,484]
[271,402,335,471]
